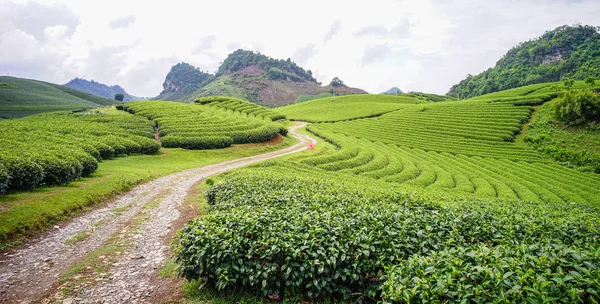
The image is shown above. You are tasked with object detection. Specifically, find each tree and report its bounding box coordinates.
[114,93,124,102]
[562,77,575,90]
[330,77,345,87]
[585,76,597,88]
[552,90,600,125]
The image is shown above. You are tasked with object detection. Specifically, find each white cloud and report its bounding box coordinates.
[109,15,136,29]
[1,0,600,96]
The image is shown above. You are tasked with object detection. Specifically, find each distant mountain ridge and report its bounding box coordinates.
[156,49,367,106]
[382,87,403,94]
[448,24,600,98]
[65,78,141,101]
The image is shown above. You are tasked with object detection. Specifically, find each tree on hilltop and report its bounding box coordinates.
[330,77,345,87]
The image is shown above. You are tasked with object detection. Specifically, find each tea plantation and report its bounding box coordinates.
[118,101,284,149]
[1,81,599,303]
[175,84,600,303]
[0,110,159,194]
[276,94,428,122]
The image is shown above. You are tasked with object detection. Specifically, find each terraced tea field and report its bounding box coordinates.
[195,96,285,121]
[119,101,283,149]
[2,84,599,303]
[176,88,600,302]
[276,94,427,122]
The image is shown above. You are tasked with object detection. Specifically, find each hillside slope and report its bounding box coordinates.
[0,76,116,119]
[65,78,141,101]
[159,50,367,105]
[448,24,600,98]
[154,63,214,101]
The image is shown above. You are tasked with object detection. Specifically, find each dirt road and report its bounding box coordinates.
[0,122,315,304]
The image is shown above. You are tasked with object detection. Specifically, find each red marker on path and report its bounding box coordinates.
[307,142,315,150]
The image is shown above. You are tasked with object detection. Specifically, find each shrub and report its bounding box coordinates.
[1,156,44,191]
[0,163,8,194]
[381,244,600,303]
[161,136,233,149]
[175,170,600,301]
[552,90,600,125]
[37,155,82,186]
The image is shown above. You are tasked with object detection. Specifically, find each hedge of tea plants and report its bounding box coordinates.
[118,101,283,149]
[0,111,159,194]
[175,167,600,302]
[195,96,285,121]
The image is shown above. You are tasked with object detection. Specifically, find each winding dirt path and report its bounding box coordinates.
[0,122,314,304]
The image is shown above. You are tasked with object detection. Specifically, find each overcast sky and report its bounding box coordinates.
[1,0,599,97]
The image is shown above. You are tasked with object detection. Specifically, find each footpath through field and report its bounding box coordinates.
[0,122,315,304]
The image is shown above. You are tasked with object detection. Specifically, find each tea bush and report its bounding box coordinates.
[175,168,600,302]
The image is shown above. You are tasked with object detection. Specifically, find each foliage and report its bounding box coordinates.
[448,24,600,98]
[330,77,345,87]
[586,76,598,88]
[0,134,296,251]
[195,96,285,121]
[114,93,124,101]
[382,244,600,303]
[161,135,233,150]
[119,101,282,149]
[217,50,316,83]
[404,92,456,102]
[0,110,159,194]
[523,99,600,173]
[552,89,600,125]
[175,168,600,302]
[314,100,541,159]
[562,77,575,90]
[277,94,427,122]
[157,63,214,100]
[65,78,139,101]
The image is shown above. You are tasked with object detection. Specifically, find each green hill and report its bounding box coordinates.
[156,50,367,105]
[0,76,117,119]
[155,63,214,101]
[448,24,600,98]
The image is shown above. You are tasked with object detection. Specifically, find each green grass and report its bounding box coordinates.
[276,94,428,122]
[522,98,600,172]
[0,76,115,118]
[0,134,297,251]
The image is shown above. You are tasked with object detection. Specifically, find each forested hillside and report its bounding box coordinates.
[156,50,367,105]
[448,25,600,98]
[155,63,214,101]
